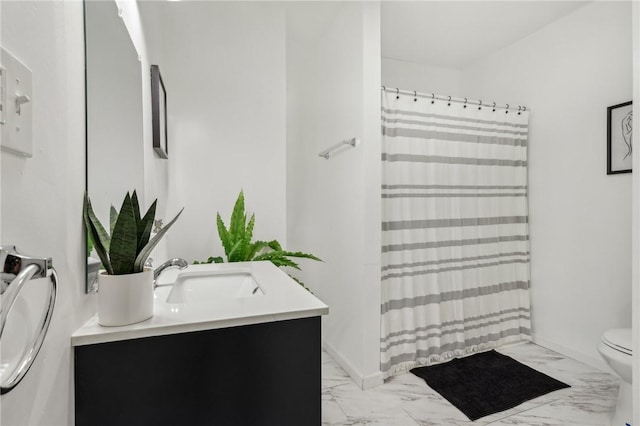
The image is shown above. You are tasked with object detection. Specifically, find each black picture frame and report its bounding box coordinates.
[151,65,168,159]
[607,101,632,175]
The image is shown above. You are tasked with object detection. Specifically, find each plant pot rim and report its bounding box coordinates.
[99,268,152,277]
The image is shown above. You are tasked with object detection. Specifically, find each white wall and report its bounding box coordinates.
[140,2,287,264]
[382,57,461,96]
[1,1,93,424]
[461,2,632,367]
[286,2,382,388]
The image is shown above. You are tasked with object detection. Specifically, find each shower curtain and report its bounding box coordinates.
[380,90,531,378]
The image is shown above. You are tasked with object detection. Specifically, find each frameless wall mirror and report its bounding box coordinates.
[84,0,144,293]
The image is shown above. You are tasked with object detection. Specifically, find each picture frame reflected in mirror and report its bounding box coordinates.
[151,64,168,159]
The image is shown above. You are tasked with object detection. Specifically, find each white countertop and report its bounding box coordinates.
[71,261,328,346]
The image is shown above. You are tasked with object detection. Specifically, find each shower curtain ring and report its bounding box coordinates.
[478,100,482,110]
[382,86,386,91]
[431,93,435,104]
[447,96,451,106]
[492,102,496,112]
[505,103,509,114]
[463,98,468,108]
[518,106,522,115]
[396,88,400,99]
[523,106,527,111]
[413,91,417,102]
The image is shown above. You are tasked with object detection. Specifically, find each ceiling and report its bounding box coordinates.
[382,1,589,69]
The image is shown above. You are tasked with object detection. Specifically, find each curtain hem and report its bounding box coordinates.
[381,334,532,380]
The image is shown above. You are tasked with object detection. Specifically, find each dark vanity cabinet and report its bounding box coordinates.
[74,316,321,426]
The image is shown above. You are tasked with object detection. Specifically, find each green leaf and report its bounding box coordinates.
[83,192,113,274]
[227,239,245,262]
[267,240,282,251]
[84,193,111,252]
[229,191,246,240]
[131,190,142,226]
[253,251,301,270]
[85,219,112,274]
[243,214,255,259]
[278,250,322,262]
[138,199,157,253]
[194,256,225,265]
[247,240,268,260]
[287,274,312,292]
[86,231,94,258]
[288,274,303,285]
[216,213,232,259]
[134,208,184,272]
[109,193,138,275]
[270,256,300,269]
[109,205,118,235]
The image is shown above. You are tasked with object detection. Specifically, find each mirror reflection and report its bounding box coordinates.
[85,0,143,292]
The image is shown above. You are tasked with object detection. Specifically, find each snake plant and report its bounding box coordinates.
[195,191,321,286]
[83,191,183,275]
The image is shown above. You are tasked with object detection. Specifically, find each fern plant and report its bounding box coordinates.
[195,191,321,286]
[83,191,183,275]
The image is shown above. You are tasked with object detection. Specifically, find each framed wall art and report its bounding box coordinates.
[607,101,632,174]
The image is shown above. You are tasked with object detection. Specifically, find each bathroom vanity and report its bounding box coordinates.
[72,261,328,426]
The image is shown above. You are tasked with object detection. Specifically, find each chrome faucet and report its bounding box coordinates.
[153,258,188,289]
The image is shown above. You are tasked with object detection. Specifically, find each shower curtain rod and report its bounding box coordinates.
[381,87,527,112]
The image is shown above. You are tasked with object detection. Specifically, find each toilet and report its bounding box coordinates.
[598,328,632,426]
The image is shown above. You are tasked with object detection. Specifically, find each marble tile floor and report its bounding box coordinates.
[321,343,620,426]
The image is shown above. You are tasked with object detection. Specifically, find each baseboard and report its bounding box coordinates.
[532,334,613,374]
[362,370,384,389]
[322,341,384,390]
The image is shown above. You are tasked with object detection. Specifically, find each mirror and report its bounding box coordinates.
[84,0,143,293]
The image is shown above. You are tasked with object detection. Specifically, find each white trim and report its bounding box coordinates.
[322,341,384,390]
[532,334,613,375]
[362,370,384,389]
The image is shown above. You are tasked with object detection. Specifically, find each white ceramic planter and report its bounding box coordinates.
[97,269,153,326]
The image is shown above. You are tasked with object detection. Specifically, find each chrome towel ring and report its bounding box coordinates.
[0,246,58,394]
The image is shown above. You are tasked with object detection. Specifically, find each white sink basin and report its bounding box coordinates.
[166,268,264,304]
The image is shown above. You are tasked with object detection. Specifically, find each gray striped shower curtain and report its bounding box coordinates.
[380,91,532,378]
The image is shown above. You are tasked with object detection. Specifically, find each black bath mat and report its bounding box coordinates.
[410,350,570,421]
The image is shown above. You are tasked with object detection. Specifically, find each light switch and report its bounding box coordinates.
[1,47,33,158]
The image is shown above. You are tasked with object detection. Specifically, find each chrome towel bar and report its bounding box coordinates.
[318,137,359,160]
